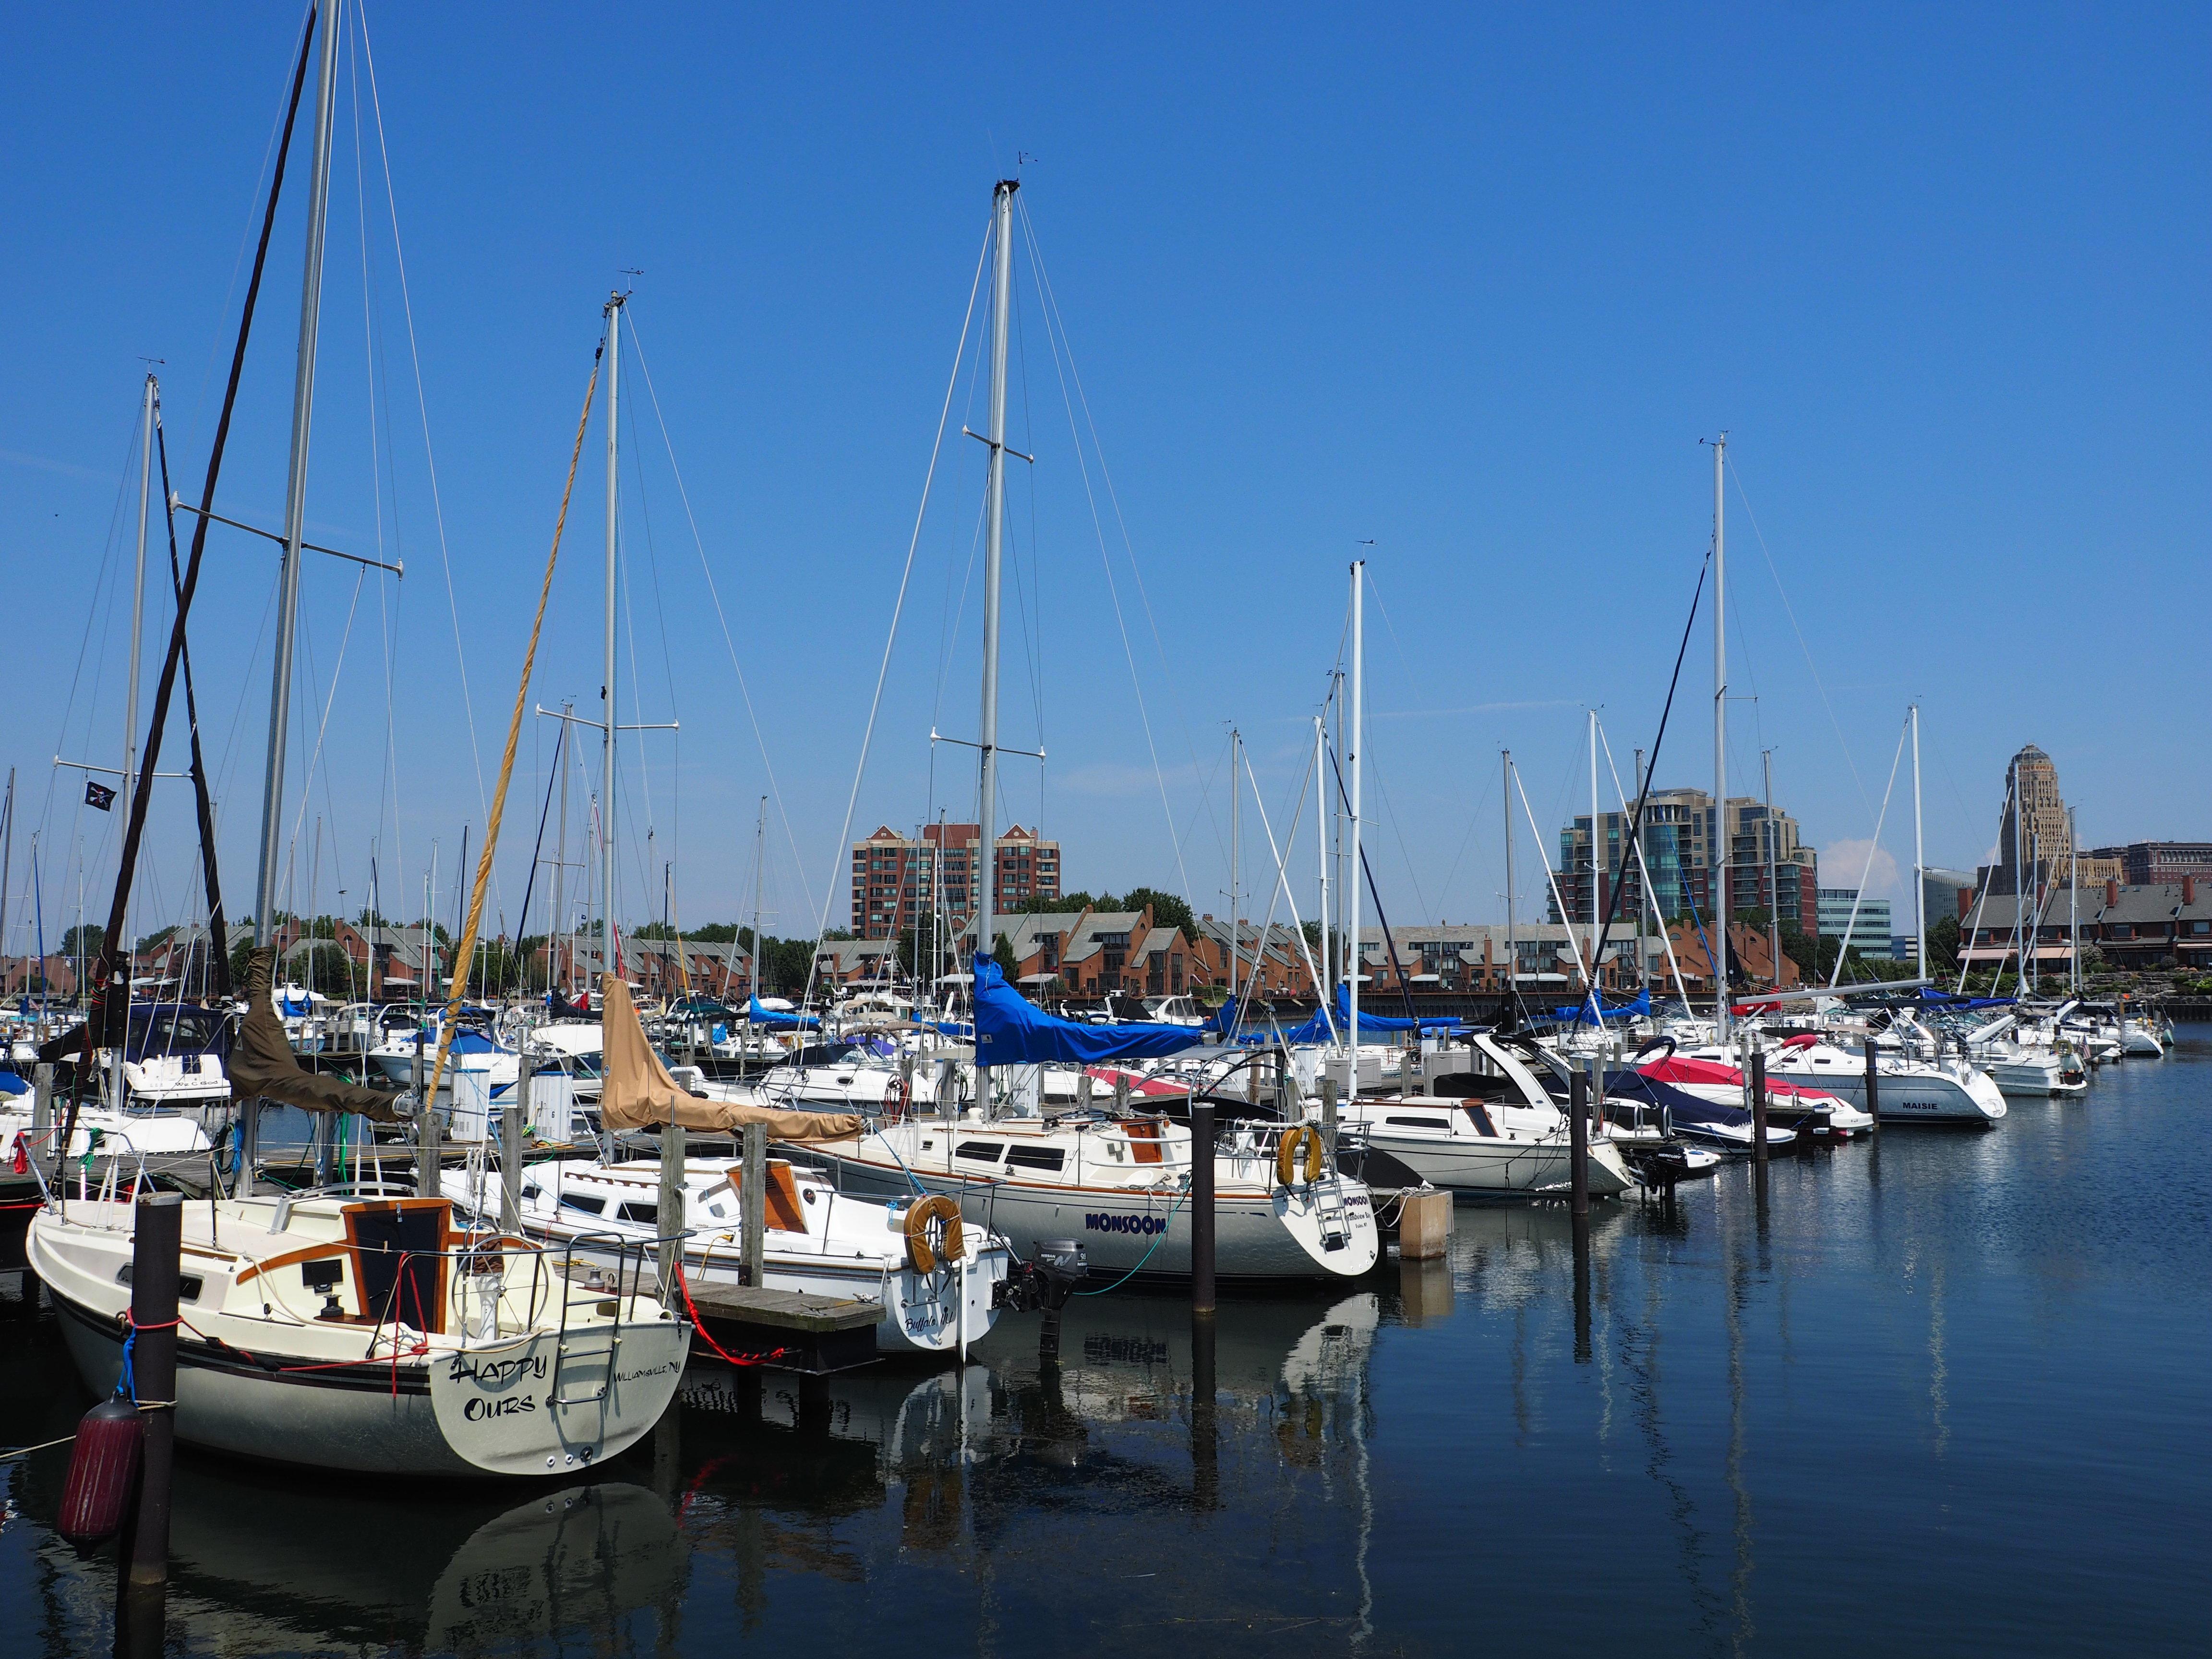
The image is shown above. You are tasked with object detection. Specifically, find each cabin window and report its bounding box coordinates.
[954,1141,1006,1163]
[706,1200,729,1218]
[117,1264,203,1302]
[617,1202,658,1224]
[1386,1116,1451,1130]
[560,1193,607,1216]
[1005,1146,1066,1172]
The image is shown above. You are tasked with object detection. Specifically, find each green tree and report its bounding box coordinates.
[1926,914,1960,973]
[992,934,1018,975]
[1122,886,1197,938]
[61,924,105,961]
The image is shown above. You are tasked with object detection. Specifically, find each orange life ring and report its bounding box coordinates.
[1276,1122,1325,1187]
[903,1194,965,1274]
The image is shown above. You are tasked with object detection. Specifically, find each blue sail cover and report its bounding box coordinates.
[747,995,819,1030]
[1280,985,1459,1046]
[1916,989,2017,1010]
[1552,988,1652,1026]
[972,956,1203,1065]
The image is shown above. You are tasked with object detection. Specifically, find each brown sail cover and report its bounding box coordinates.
[229,948,402,1123]
[599,975,860,1140]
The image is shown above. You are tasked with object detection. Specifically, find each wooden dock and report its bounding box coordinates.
[681,1283,883,1375]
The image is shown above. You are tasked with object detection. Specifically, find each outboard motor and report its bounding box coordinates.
[995,1238,1089,1361]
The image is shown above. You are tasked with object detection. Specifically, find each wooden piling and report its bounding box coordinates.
[740,1121,766,1288]
[504,1053,527,1232]
[1190,1103,1216,1316]
[658,1118,687,1295]
[1864,1037,1882,1129]
[1569,1069,1589,1218]
[1750,1043,1768,1166]
[126,1192,181,1591]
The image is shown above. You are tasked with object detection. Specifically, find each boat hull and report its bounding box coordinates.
[805,1153,1378,1281]
[1353,1130,1634,1197]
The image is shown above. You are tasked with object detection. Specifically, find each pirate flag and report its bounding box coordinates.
[84,780,116,812]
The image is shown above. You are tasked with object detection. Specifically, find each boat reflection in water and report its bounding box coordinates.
[22,1460,684,1655]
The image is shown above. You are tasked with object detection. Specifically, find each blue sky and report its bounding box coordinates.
[4,2,2206,954]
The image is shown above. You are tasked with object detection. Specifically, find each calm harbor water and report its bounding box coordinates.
[2,1037,2204,1656]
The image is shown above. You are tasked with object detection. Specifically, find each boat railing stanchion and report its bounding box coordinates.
[1864,1036,1882,1130]
[504,1052,528,1233]
[125,1190,182,1614]
[1191,1101,1216,1317]
[1569,1068,1589,1219]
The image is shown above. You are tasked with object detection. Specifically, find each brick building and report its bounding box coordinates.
[849,822,1060,940]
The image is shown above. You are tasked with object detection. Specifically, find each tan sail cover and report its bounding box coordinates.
[599,975,861,1139]
[230,948,403,1123]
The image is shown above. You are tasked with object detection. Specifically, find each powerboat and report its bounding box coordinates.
[1330,1034,1635,1197]
[1761,1029,2007,1123]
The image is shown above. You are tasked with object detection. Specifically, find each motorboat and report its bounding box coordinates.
[1329,1034,1635,1197]
[1760,1029,2007,1123]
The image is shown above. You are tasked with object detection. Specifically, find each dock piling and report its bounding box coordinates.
[1569,1070,1589,1218]
[33,1062,52,1179]
[125,1193,180,1593]
[1190,1102,1216,1316]
[1864,1037,1882,1129]
[1750,1041,1768,1166]
[740,1121,766,1288]
[658,1118,687,1295]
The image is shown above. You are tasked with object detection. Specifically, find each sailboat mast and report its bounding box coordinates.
[1228,726,1241,1022]
[1347,561,1363,1062]
[1587,709,1599,985]
[974,178,1016,1012]
[601,293,624,987]
[2069,806,2079,995]
[1315,715,1328,1006]
[1911,703,1926,982]
[252,0,342,951]
[1710,434,1728,1034]
[1764,748,1779,991]
[119,372,154,1052]
[1502,749,1515,1004]
[751,795,766,998]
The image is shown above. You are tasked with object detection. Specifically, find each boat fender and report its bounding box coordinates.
[57,1396,143,1548]
[903,1194,965,1274]
[1276,1123,1324,1188]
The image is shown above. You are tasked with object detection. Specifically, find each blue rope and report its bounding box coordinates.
[116,1328,137,1404]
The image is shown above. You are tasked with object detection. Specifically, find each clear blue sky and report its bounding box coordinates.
[4,2,2205,953]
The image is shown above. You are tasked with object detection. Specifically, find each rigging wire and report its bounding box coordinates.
[1015,200,1200,909]
[797,210,995,1011]
[622,310,817,930]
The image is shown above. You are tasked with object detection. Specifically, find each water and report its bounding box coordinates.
[3,1039,2205,1655]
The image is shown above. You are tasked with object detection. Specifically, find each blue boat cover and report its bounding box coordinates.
[1915,989,2017,1010]
[972,955,1203,1065]
[747,996,820,1030]
[1551,988,1651,1026]
[0,1068,26,1096]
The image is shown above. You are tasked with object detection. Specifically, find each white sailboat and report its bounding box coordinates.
[34,3,685,1476]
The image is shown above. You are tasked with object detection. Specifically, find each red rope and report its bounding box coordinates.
[668,1267,788,1370]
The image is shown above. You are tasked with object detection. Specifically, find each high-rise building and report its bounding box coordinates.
[1818,888,1894,958]
[1551,788,1815,931]
[1995,745,2074,894]
[849,822,1060,940]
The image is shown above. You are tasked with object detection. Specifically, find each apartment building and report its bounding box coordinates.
[849,822,1061,939]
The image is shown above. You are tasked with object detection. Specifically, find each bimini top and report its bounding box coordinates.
[971,956,1204,1065]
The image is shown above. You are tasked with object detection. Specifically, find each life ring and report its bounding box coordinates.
[1275,1122,1325,1187]
[903,1194,965,1274]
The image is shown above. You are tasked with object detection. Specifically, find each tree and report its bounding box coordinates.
[1927,914,1960,974]
[1123,887,1197,938]
[1018,892,1092,915]
[61,924,105,961]
[992,934,1018,975]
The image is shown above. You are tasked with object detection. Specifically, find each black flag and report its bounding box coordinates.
[85,780,116,812]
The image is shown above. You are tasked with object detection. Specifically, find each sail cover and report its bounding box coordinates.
[971,955,1204,1065]
[747,995,819,1030]
[229,949,403,1122]
[1279,984,1461,1045]
[601,976,858,1138]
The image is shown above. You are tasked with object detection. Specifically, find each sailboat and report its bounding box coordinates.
[32,0,686,1476]
[787,180,1380,1283]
